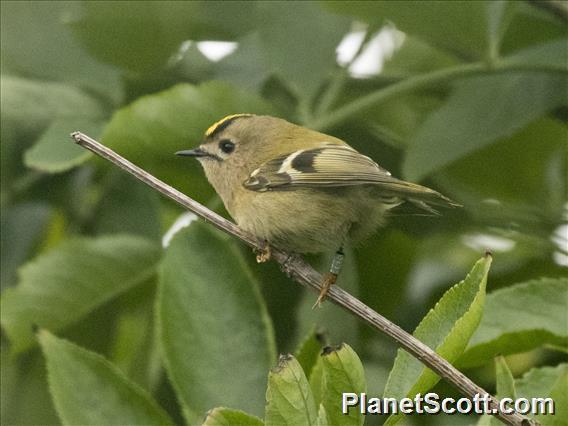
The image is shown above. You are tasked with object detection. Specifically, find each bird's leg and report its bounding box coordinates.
[255,240,271,263]
[313,247,345,309]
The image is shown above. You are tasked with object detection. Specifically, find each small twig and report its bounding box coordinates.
[309,62,567,132]
[70,132,534,426]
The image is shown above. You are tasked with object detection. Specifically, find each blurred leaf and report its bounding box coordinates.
[0,1,122,103]
[515,364,567,426]
[157,223,276,422]
[382,35,460,78]
[435,118,567,223]
[93,171,162,242]
[327,1,492,60]
[501,3,568,55]
[1,235,160,353]
[459,278,568,368]
[108,281,161,391]
[309,357,325,407]
[203,408,264,426]
[364,360,391,403]
[335,83,444,151]
[486,1,518,60]
[1,76,105,189]
[248,254,304,353]
[503,37,568,70]
[1,76,105,136]
[383,256,490,425]
[403,73,567,181]
[101,81,273,197]
[39,330,173,426]
[24,118,104,173]
[295,328,324,379]
[214,33,269,90]
[174,42,216,82]
[317,405,329,426]
[495,356,516,399]
[1,347,59,426]
[256,2,350,99]
[320,344,366,426]
[516,363,567,401]
[265,355,317,426]
[69,1,256,73]
[295,248,360,350]
[0,202,53,290]
[477,356,516,426]
[356,230,418,324]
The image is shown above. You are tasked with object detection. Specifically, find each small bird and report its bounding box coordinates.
[177,114,460,306]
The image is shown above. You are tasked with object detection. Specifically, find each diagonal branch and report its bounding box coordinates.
[70,132,534,426]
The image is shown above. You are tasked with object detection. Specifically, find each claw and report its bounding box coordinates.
[255,241,271,263]
[312,272,337,309]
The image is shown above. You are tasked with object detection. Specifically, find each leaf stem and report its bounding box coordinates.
[70,132,535,426]
[310,61,567,132]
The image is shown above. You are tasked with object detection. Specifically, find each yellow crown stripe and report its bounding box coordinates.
[205,113,255,137]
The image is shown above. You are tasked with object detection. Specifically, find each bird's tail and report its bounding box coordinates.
[374,179,461,215]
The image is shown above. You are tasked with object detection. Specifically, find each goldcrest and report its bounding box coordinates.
[177,114,459,304]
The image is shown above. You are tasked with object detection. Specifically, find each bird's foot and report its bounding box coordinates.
[255,241,271,263]
[312,272,337,309]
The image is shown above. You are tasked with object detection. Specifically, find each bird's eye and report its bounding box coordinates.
[219,139,235,154]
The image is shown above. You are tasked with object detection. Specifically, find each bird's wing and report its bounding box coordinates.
[243,145,460,210]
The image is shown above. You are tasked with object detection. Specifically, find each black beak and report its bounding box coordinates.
[175,148,209,158]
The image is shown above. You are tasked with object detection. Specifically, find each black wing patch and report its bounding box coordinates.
[243,145,460,210]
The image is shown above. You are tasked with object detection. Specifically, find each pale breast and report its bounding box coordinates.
[232,187,387,254]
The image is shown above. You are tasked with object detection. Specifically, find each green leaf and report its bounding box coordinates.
[0,76,105,189]
[459,278,568,368]
[295,248,360,348]
[383,256,490,425]
[503,37,568,71]
[326,1,491,60]
[1,76,105,137]
[256,2,350,99]
[434,118,567,222]
[477,356,516,426]
[515,364,567,426]
[0,202,53,290]
[501,4,568,55]
[316,404,329,426]
[295,328,324,380]
[214,33,269,90]
[516,364,567,400]
[495,356,516,399]
[69,2,256,72]
[39,330,173,426]
[203,408,264,426]
[320,344,366,426]
[93,171,162,242]
[265,354,317,426]
[1,347,59,425]
[157,222,276,422]
[1,235,160,353]
[24,118,104,173]
[486,1,518,60]
[309,357,325,407]
[108,281,161,391]
[0,1,122,103]
[403,73,567,181]
[381,36,460,78]
[101,82,273,197]
[356,230,418,324]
